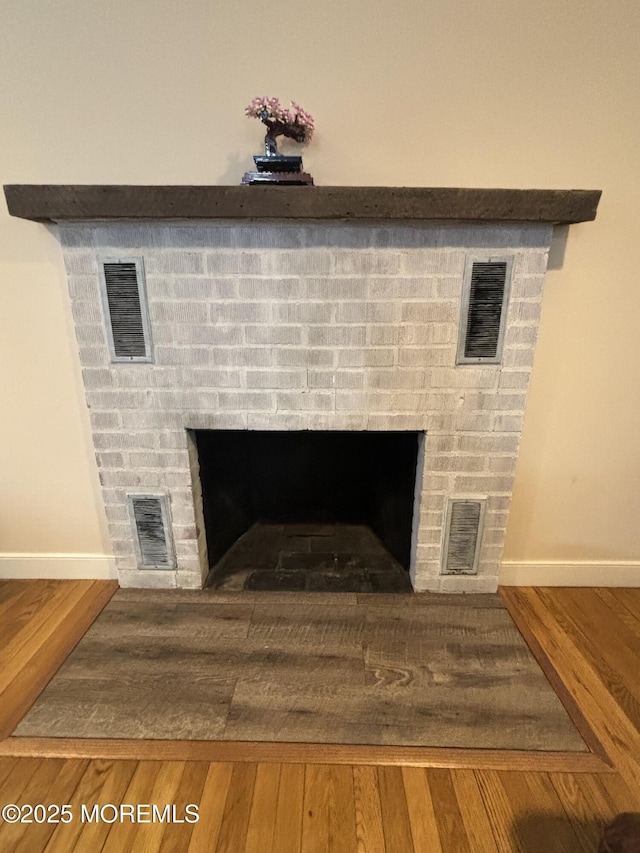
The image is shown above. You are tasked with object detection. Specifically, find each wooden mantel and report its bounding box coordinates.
[3,185,601,225]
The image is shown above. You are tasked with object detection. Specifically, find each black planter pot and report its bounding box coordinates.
[242,152,313,185]
[253,154,303,174]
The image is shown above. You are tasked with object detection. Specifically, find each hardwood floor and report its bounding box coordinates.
[1,581,639,851]
[0,580,118,740]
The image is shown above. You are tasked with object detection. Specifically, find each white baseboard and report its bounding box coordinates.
[499,560,640,587]
[3,554,638,587]
[0,554,117,580]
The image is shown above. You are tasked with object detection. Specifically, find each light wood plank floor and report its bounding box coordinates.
[1,581,639,851]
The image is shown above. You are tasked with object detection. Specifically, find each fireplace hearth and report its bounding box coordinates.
[208,523,413,593]
[3,185,602,592]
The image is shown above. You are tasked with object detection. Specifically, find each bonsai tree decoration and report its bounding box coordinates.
[242,96,315,185]
[245,96,315,155]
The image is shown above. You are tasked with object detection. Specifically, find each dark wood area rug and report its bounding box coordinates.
[13,589,588,751]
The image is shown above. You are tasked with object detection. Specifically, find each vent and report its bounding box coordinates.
[457,258,512,363]
[100,259,152,362]
[442,499,486,575]
[128,494,174,569]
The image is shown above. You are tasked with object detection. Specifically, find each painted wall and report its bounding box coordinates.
[1,0,639,583]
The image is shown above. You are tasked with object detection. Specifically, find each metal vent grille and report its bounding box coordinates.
[101,260,151,361]
[465,262,507,358]
[130,496,173,568]
[457,258,512,364]
[442,499,485,575]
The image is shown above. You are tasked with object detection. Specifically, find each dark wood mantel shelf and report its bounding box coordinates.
[3,185,601,225]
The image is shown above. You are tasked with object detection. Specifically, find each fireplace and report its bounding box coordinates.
[3,185,601,592]
[195,429,421,591]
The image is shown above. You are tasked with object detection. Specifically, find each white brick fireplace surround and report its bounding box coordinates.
[4,186,601,592]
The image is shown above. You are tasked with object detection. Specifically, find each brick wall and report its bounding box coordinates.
[60,221,552,591]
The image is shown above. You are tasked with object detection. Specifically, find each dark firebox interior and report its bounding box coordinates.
[194,430,420,573]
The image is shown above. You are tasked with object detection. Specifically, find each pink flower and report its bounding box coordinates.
[245,96,315,142]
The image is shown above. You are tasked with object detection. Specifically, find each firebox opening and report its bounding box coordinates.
[194,430,422,592]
